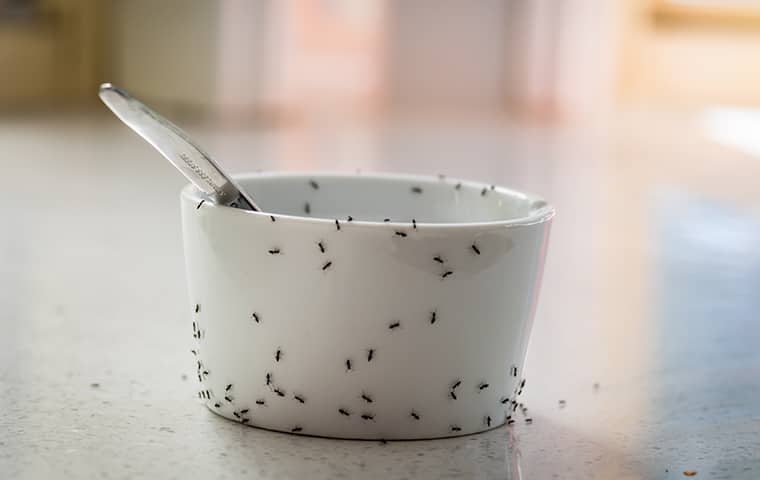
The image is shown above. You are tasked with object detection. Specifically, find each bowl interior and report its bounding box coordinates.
[233,173,550,225]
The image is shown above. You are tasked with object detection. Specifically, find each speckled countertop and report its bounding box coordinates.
[1,113,759,479]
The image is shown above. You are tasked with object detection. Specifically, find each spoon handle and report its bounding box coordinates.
[98,83,259,211]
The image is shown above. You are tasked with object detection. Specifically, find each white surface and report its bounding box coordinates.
[2,111,759,479]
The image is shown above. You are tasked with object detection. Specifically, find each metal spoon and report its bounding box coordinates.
[98,83,259,211]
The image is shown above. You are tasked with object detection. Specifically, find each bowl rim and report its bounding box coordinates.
[181,171,555,229]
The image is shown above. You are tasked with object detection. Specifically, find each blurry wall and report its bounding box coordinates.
[0,0,618,120]
[374,0,616,121]
[386,0,508,114]
[107,0,384,118]
[69,0,621,122]
[260,0,385,116]
[501,0,618,122]
[108,0,219,110]
[620,0,760,106]
[4,0,760,118]
[0,0,102,108]
[215,0,273,115]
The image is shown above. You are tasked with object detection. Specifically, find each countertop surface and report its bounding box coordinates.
[1,111,759,479]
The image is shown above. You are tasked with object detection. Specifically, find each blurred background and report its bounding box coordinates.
[3,0,760,118]
[2,1,760,478]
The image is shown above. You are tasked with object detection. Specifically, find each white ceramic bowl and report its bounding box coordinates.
[181,172,553,439]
